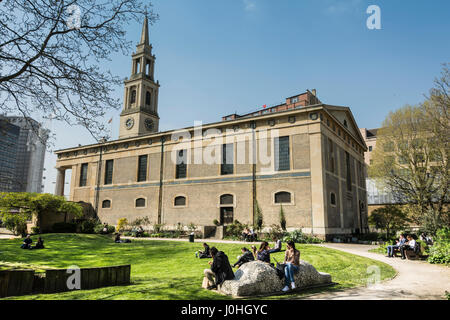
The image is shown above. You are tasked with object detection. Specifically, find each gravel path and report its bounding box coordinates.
[300,243,450,300]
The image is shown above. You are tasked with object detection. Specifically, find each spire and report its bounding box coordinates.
[139,16,149,46]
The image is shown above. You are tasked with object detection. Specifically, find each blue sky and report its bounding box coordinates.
[43,0,450,194]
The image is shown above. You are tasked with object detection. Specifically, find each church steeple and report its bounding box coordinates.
[119,16,160,139]
[140,16,150,46]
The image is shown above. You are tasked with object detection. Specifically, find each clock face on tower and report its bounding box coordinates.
[125,117,134,130]
[144,118,154,131]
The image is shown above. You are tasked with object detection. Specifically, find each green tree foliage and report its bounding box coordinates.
[0,192,82,236]
[427,227,450,264]
[369,65,449,235]
[253,200,263,232]
[368,205,409,239]
[279,204,287,231]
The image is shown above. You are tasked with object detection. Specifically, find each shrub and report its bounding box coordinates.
[224,220,246,238]
[279,205,287,231]
[152,223,165,233]
[428,227,450,264]
[282,229,323,244]
[52,222,77,233]
[266,224,286,241]
[80,219,98,234]
[253,201,263,232]
[116,218,128,232]
[94,224,115,234]
[31,226,40,235]
[187,223,197,233]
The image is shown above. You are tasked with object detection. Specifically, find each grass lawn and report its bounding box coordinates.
[0,234,396,300]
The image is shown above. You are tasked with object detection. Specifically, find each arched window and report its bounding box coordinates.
[130,89,136,104]
[145,91,151,106]
[136,198,146,208]
[275,191,291,204]
[102,200,111,208]
[330,193,336,206]
[220,194,233,205]
[174,196,186,206]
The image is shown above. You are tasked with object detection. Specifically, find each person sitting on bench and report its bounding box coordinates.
[400,235,416,260]
[21,234,32,249]
[248,228,257,241]
[203,247,235,290]
[232,247,255,268]
[196,243,211,259]
[241,228,250,241]
[386,234,406,257]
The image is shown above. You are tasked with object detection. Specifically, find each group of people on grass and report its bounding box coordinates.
[196,239,300,292]
[386,233,431,259]
[20,234,44,250]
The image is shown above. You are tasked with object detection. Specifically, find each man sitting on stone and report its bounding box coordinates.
[233,247,255,268]
[203,247,235,290]
[20,234,32,249]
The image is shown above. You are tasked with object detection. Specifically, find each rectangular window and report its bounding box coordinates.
[176,150,187,179]
[221,143,234,175]
[79,163,88,187]
[104,160,114,185]
[137,155,148,182]
[346,152,352,191]
[275,136,290,171]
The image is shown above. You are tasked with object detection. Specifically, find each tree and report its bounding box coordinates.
[0,192,83,235]
[253,200,263,232]
[0,0,157,142]
[368,205,409,239]
[369,65,449,235]
[279,204,287,231]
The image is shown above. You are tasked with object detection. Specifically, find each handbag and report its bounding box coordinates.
[273,257,286,279]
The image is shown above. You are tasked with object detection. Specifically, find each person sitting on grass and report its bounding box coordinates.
[282,240,301,292]
[232,247,255,268]
[386,234,406,258]
[400,235,416,260]
[257,241,279,265]
[195,243,211,259]
[115,233,131,243]
[203,247,235,290]
[31,237,44,249]
[20,234,32,249]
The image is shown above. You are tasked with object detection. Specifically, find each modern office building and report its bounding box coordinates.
[0,116,48,193]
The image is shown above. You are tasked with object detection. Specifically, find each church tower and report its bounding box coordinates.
[119,16,160,139]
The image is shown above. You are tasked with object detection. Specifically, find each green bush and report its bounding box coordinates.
[224,220,246,238]
[52,222,77,233]
[80,219,98,234]
[428,227,450,264]
[93,224,115,234]
[282,229,323,244]
[31,226,40,235]
[266,224,286,241]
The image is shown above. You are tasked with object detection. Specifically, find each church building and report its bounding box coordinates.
[54,18,369,240]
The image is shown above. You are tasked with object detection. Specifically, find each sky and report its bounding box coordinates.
[41,0,450,195]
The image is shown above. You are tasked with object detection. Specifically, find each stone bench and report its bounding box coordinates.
[219,260,332,297]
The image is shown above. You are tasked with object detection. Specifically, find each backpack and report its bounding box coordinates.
[413,242,421,255]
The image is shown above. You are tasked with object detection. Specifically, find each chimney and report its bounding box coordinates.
[311,89,317,96]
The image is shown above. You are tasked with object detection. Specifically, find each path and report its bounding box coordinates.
[300,243,450,300]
